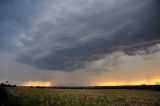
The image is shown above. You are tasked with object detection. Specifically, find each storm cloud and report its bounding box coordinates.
[0,0,160,71]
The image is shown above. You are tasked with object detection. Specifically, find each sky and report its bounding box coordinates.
[0,0,160,86]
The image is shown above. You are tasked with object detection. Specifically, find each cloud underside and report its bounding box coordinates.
[18,39,160,71]
[0,0,160,71]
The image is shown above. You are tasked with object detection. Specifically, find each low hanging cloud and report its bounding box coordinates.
[0,44,160,86]
[0,0,160,72]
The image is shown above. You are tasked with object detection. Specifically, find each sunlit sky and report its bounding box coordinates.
[0,0,160,86]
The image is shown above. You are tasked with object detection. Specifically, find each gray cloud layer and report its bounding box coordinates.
[0,0,160,71]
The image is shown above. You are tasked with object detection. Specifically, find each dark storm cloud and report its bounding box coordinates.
[0,0,52,51]
[0,0,160,71]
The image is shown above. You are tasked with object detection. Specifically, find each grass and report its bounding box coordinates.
[4,87,160,106]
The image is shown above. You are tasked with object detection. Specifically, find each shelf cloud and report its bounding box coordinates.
[0,0,160,86]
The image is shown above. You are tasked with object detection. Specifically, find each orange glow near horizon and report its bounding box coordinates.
[21,78,160,87]
[22,81,52,87]
[97,78,160,86]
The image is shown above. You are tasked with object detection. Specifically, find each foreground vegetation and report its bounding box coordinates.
[0,87,159,106]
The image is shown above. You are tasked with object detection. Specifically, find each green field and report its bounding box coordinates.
[3,87,160,106]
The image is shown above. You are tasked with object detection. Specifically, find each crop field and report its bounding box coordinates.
[3,87,160,106]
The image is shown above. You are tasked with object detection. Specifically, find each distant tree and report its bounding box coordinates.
[0,82,17,87]
[155,81,160,85]
[0,86,8,104]
[13,85,17,87]
[5,81,8,84]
